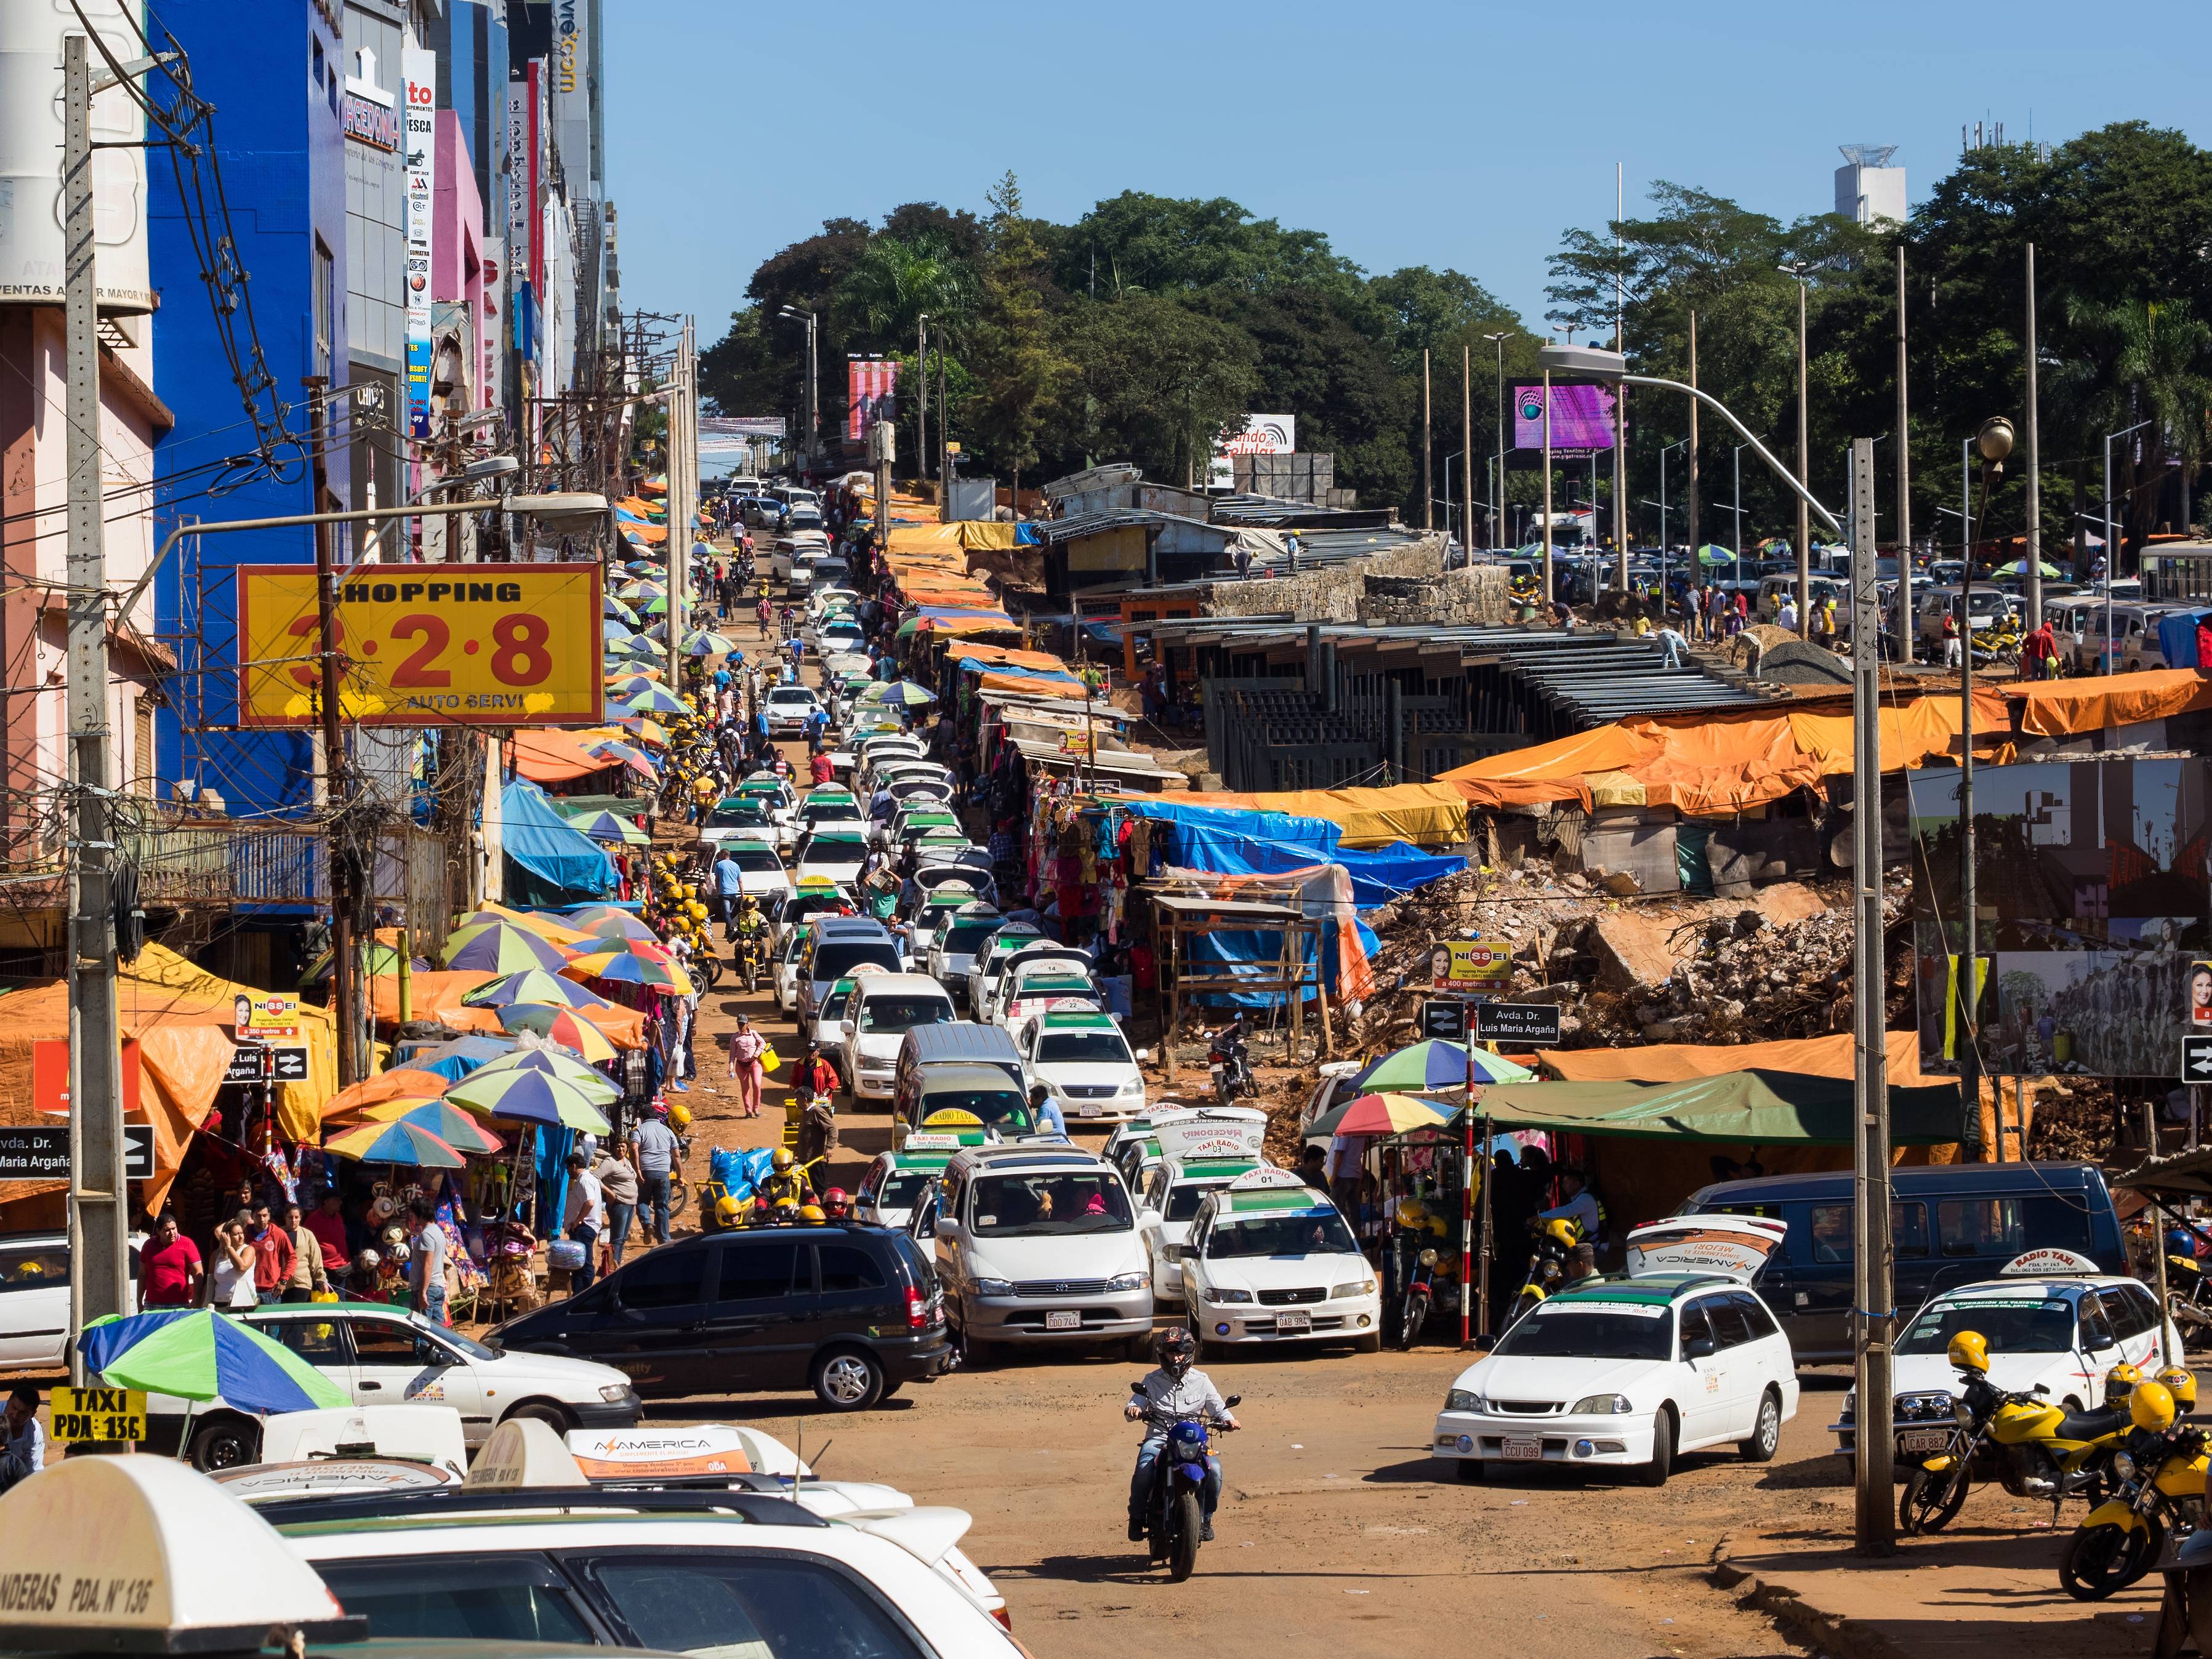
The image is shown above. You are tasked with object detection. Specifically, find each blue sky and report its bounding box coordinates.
[605,0,2208,345]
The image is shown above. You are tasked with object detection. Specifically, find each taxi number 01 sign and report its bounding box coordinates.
[236,564,603,727]
[49,1386,145,1444]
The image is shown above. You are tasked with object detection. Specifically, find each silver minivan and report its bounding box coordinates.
[931,1145,1156,1362]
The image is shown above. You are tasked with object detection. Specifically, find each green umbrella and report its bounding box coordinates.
[682,629,741,657]
[460,968,611,1010]
[603,595,642,625]
[443,921,574,973]
[860,680,936,707]
[895,617,923,638]
[636,594,670,617]
[446,1059,614,1133]
[565,808,650,846]
[463,1046,621,1104]
[78,1309,348,1412]
[1996,559,2063,578]
[614,685,691,715]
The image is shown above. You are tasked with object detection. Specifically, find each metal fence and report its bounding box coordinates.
[123,820,449,924]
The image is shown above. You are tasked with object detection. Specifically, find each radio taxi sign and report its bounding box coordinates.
[236,563,603,728]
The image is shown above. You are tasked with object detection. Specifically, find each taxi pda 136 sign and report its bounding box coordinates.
[236,564,603,726]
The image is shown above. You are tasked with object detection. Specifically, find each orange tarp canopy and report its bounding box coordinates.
[510,729,616,784]
[979,670,1083,699]
[914,615,1019,637]
[0,944,340,1215]
[366,972,648,1050]
[2006,667,2212,736]
[1539,1030,1929,1087]
[943,641,1069,673]
[1446,691,2011,816]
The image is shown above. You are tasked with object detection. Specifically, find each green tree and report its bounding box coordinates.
[1055,191,1364,300]
[832,232,978,353]
[1055,293,1259,481]
[963,172,1069,483]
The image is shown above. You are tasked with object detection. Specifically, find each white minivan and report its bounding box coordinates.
[842,972,958,1101]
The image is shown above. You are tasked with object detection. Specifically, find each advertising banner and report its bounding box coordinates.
[1511,384,1617,451]
[1217,414,1297,456]
[846,360,898,444]
[1430,939,1513,989]
[31,1039,142,1117]
[236,564,604,728]
[402,44,437,441]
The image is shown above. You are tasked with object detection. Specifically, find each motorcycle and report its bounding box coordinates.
[1207,1022,1254,1104]
[2061,1421,2208,1600]
[1128,1384,1241,1582]
[1503,1220,1585,1330]
[1397,1245,1454,1350]
[1899,1375,2130,1535]
[2168,1253,2212,1348]
[734,929,770,993]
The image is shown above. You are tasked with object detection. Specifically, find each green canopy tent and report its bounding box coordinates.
[1465,1069,1965,1146]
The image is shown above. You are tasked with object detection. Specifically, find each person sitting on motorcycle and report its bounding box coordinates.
[760,1149,808,1210]
[1534,1165,1602,1242]
[821,1187,852,1224]
[731,892,768,960]
[1126,1327,1237,1545]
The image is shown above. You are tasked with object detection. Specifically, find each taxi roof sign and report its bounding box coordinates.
[0,1455,361,1651]
[1226,1166,1308,1192]
[566,1423,752,1482]
[464,1415,589,1492]
[898,1132,966,1151]
[1041,1009,1116,1028]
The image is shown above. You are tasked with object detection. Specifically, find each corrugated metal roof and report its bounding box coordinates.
[1037,508,1226,546]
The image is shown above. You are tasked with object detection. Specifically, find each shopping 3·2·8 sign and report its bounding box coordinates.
[236,564,603,728]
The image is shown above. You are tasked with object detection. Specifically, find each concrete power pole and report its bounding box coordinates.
[1895,248,1913,665]
[1422,349,1433,532]
[1848,435,1896,1555]
[665,316,694,643]
[2024,244,2042,632]
[62,33,130,1373]
[1686,312,1700,572]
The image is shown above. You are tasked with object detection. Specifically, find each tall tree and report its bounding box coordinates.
[1056,293,1259,481]
[963,172,1069,482]
[832,232,977,352]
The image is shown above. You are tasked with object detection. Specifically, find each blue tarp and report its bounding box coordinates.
[1124,800,1464,907]
[499,777,618,901]
[1016,522,1042,545]
[2158,611,2212,670]
[954,657,1084,685]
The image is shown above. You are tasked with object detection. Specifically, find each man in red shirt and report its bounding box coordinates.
[250,1202,294,1304]
[304,1189,350,1276]
[139,1212,203,1308]
[809,745,834,785]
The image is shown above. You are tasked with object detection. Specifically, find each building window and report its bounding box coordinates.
[132,697,155,797]
[313,237,334,380]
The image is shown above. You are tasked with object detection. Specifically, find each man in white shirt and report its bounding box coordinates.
[1777,597,1799,633]
[0,1384,44,1492]
[563,1150,605,1294]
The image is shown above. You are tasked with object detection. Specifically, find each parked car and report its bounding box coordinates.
[1830,1273,2182,1462]
[858,1140,986,1231]
[967,925,1046,1014]
[931,1144,1155,1362]
[1179,1170,1380,1355]
[153,1301,643,1468]
[840,972,959,1101]
[693,794,778,857]
[1676,1160,2128,1365]
[763,685,822,738]
[928,903,1006,1002]
[794,827,869,888]
[1015,1008,1148,1123]
[710,839,790,911]
[492,1224,949,1410]
[795,916,904,1027]
[0,1231,139,1370]
[808,974,860,1074]
[1432,1231,1798,1485]
[890,1023,1028,1140]
[1135,1116,1270,1307]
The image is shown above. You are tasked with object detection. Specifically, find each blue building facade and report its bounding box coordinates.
[150,0,352,817]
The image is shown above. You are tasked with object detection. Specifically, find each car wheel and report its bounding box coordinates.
[1353,1329,1383,1355]
[812,1347,886,1411]
[1740,1388,1782,1462]
[507,1402,573,1434]
[187,1416,260,1471]
[1639,1407,1673,1488]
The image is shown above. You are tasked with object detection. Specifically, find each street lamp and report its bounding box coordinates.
[2104,417,2154,673]
[1780,260,1816,635]
[1485,332,1510,549]
[778,305,818,463]
[1659,438,1687,602]
[1732,442,1749,584]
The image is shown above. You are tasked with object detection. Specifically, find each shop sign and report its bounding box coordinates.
[31,1039,142,1116]
[1431,939,1511,989]
[342,93,400,150]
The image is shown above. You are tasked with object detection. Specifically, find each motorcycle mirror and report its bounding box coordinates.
[2033,1383,2051,1395]
[1224,1394,1242,1408]
[1130,1380,1151,1394]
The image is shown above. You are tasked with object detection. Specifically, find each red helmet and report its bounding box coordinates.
[822,1187,851,1219]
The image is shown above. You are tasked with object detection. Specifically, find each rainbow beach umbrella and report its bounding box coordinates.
[342,1096,505,1156]
[443,921,574,973]
[460,968,612,1010]
[324,1119,469,1169]
[495,1003,620,1062]
[1356,1039,1534,1091]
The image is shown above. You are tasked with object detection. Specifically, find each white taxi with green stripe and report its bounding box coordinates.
[1180,1169,1380,1354]
[855,1131,990,1229]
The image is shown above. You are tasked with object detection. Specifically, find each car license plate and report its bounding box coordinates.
[1500,1438,1542,1461]
[1079,1101,1101,1119]
[1045,1310,1081,1331]
[1898,1429,1950,1455]
[1275,1310,1311,1332]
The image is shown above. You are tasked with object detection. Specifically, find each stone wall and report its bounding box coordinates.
[1193,533,1506,626]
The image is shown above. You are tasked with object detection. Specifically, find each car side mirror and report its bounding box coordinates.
[1139,1208,1162,1228]
[1683,1336,1716,1360]
[1134,1048,1152,1062]
[2033,1382,2051,1395]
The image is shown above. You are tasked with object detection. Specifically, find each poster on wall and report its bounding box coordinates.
[1511,384,1617,452]
[1911,757,2212,1078]
[845,360,898,444]
[402,42,437,441]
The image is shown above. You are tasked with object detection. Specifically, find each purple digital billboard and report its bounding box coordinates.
[1512,384,1617,451]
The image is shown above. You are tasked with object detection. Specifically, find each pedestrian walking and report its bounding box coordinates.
[595,1139,640,1267]
[726,1013,766,1118]
[629,1112,682,1246]
[562,1152,604,1296]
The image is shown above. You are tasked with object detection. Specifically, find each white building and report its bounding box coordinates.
[1835,144,1907,228]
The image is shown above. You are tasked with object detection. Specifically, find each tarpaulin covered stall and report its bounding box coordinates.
[1476,1070,1963,1145]
[497,777,618,904]
[2008,665,2212,734]
[1122,798,1465,906]
[1164,782,1470,850]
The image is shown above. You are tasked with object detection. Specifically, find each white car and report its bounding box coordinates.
[795,829,869,887]
[0,1231,140,1368]
[1432,1216,1799,1485]
[1132,1108,1271,1303]
[287,1507,1021,1654]
[968,926,1046,1013]
[808,974,859,1073]
[764,684,823,737]
[714,839,792,909]
[928,905,1007,1004]
[1016,1009,1148,1122]
[1181,1170,1381,1356]
[1833,1271,2184,1461]
[148,1301,641,1469]
[980,946,1093,1024]
[841,972,959,1101]
[772,923,810,1014]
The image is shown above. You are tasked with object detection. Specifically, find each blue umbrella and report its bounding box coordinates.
[76,1309,348,1412]
[401,1033,517,1082]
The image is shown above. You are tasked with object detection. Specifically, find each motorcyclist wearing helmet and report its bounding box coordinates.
[760,1146,808,1209]
[1125,1326,1239,1545]
[821,1187,851,1224]
[732,891,768,953]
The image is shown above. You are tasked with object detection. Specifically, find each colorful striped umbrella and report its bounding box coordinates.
[495,1003,620,1062]
[445,1061,613,1134]
[462,1046,621,1104]
[614,685,690,716]
[459,968,612,1010]
[603,595,642,625]
[1312,1091,1456,1139]
[635,593,671,617]
[565,905,659,942]
[565,809,650,846]
[324,1119,469,1168]
[682,629,741,657]
[453,907,598,948]
[1355,1040,1534,1091]
[859,680,937,707]
[78,1311,347,1412]
[617,579,667,600]
[567,947,694,996]
[344,1097,505,1155]
[443,921,574,973]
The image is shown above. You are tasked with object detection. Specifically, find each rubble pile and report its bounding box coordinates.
[2025,1085,2120,1163]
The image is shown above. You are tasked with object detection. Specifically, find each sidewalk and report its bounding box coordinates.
[1711,1497,2165,1659]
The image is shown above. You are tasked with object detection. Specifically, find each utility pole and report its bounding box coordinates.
[2024,244,2042,632]
[917,315,930,481]
[872,418,895,572]
[1461,345,1473,552]
[1614,161,1628,582]
[1540,368,1554,605]
[1686,311,1700,570]
[1422,348,1433,532]
[304,376,358,1087]
[1795,274,1812,637]
[62,33,129,1373]
[1895,247,1913,665]
[1486,332,1509,551]
[936,332,949,525]
[1848,436,1896,1555]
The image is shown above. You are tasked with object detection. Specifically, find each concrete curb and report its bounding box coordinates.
[1708,1533,1916,1659]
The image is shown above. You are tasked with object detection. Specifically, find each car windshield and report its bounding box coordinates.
[813,941,899,980]
[941,921,1001,954]
[802,803,859,823]
[705,803,768,828]
[819,987,853,1023]
[1489,1304,1674,1361]
[1897,1297,2077,1356]
[727,846,782,872]
[310,1556,595,1646]
[1166,1181,1232,1223]
[919,1090,1031,1129]
[801,843,864,867]
[1037,1032,1132,1065]
[860,996,953,1035]
[971,1172,1133,1235]
[1206,1211,1359,1258]
[879,1170,936,1208]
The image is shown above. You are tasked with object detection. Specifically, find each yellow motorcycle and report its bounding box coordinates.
[1899,1335,2134,1535]
[2061,1380,2206,1601]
